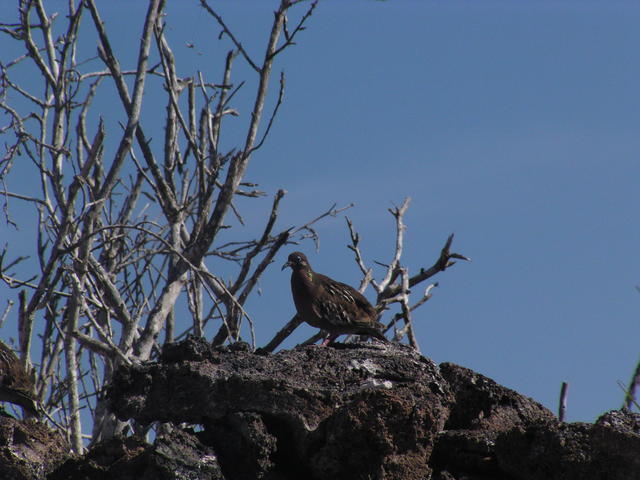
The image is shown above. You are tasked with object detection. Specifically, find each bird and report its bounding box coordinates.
[282,251,388,345]
[0,341,39,418]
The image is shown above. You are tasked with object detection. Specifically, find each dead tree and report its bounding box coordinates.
[0,0,322,452]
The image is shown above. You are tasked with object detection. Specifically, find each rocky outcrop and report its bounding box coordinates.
[432,363,640,480]
[3,337,639,479]
[431,362,558,479]
[108,339,452,479]
[0,414,68,480]
[494,410,640,480]
[104,337,639,480]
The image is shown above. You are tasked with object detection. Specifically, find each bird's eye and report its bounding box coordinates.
[295,255,302,263]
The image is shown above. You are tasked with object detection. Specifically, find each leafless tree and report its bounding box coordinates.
[0,0,325,452]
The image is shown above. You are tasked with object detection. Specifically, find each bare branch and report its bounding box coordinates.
[0,299,13,330]
[339,200,468,349]
[377,197,411,295]
[558,381,569,422]
[346,216,374,283]
[393,268,419,350]
[250,70,285,154]
[383,283,437,334]
[199,1,260,73]
[262,314,303,353]
[623,351,640,411]
[619,380,640,411]
[384,233,471,300]
[273,1,318,57]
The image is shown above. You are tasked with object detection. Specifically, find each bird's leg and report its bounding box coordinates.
[321,333,339,346]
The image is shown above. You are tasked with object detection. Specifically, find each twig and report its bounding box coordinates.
[301,331,326,347]
[250,70,285,154]
[395,268,419,350]
[618,380,640,411]
[230,189,286,294]
[558,381,569,422]
[346,216,374,285]
[344,199,467,349]
[0,300,13,330]
[273,1,318,58]
[199,0,260,73]
[378,198,411,295]
[383,284,437,334]
[290,203,354,236]
[383,233,470,299]
[623,354,640,411]
[262,314,303,353]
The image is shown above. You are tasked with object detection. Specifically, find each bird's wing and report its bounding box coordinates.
[311,295,349,327]
[310,276,374,327]
[327,279,377,322]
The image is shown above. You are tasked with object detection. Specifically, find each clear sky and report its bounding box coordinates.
[2,0,639,424]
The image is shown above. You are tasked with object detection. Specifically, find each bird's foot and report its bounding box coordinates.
[320,334,339,347]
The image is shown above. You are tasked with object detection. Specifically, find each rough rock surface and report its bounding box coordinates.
[51,428,223,480]
[3,336,639,479]
[439,362,557,431]
[432,362,557,479]
[0,414,68,480]
[108,338,452,479]
[494,409,640,480]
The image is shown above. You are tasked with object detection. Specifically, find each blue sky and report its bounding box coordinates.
[2,0,639,424]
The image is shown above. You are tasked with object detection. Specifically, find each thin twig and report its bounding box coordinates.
[558,381,569,422]
[0,300,13,330]
[262,315,303,353]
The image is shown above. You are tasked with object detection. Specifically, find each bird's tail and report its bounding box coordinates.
[366,323,389,343]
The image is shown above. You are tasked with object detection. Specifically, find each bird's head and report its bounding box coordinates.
[282,251,310,271]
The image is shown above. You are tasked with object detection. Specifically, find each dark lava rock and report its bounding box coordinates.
[439,362,556,431]
[198,412,277,480]
[2,336,638,479]
[495,409,640,480]
[0,414,68,480]
[430,363,559,479]
[96,337,640,480]
[431,429,503,479]
[108,337,453,479]
[51,427,223,480]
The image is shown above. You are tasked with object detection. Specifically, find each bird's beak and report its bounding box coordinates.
[281,260,292,271]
